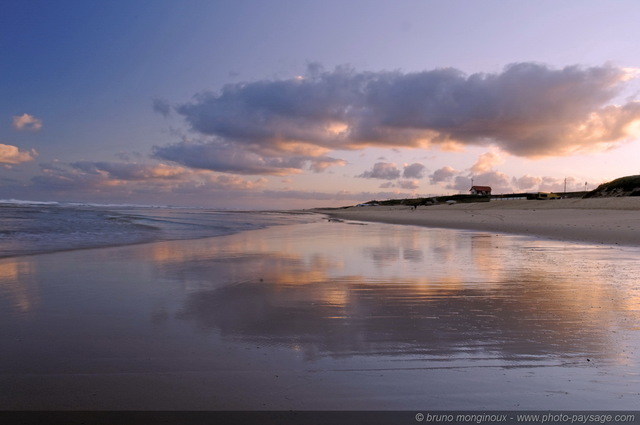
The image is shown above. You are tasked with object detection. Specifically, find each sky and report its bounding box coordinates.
[2,0,640,209]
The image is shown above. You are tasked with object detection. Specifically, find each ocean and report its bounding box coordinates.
[0,199,317,258]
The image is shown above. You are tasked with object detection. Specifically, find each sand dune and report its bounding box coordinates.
[316,197,640,246]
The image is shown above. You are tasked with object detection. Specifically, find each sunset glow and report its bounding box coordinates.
[2,1,640,208]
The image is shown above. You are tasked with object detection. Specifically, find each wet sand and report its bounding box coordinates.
[316,197,640,246]
[2,218,640,411]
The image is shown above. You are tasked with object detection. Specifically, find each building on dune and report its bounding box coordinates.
[469,185,492,196]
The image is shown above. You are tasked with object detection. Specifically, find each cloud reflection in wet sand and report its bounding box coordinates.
[3,220,640,409]
[0,259,38,313]
[160,222,639,364]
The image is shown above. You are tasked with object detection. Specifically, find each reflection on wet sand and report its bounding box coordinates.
[160,222,638,364]
[0,259,37,312]
[3,220,640,410]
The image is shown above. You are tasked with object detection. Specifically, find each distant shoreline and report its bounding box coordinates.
[315,197,640,246]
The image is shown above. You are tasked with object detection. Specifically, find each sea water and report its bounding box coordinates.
[0,199,315,258]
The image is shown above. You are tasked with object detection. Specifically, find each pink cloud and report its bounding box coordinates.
[0,143,37,165]
[12,114,43,132]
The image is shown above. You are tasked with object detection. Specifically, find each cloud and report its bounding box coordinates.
[33,161,107,191]
[513,175,542,191]
[380,179,420,190]
[152,139,345,175]
[152,98,172,118]
[262,189,366,201]
[12,114,43,132]
[433,151,510,193]
[357,162,401,179]
[307,156,347,172]
[261,189,414,202]
[437,162,589,195]
[470,152,503,174]
[154,141,298,175]
[70,161,188,181]
[0,143,37,164]
[469,171,513,193]
[402,162,426,179]
[430,166,457,183]
[513,175,585,192]
[31,159,266,195]
[207,175,267,190]
[115,151,144,161]
[397,180,420,190]
[165,62,640,164]
[447,170,513,194]
[449,175,472,192]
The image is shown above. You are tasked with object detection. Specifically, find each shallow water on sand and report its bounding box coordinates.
[0,200,314,257]
[1,218,640,410]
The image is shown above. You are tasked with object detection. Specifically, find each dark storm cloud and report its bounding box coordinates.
[160,62,640,171]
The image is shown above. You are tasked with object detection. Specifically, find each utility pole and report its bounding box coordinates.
[564,177,567,193]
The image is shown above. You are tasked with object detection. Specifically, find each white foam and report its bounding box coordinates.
[0,199,60,206]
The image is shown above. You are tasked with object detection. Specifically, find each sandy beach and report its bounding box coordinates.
[316,197,640,246]
[3,210,640,417]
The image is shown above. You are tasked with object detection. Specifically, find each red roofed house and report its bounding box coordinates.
[470,185,492,196]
